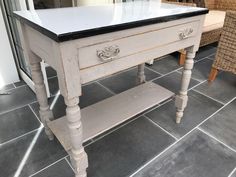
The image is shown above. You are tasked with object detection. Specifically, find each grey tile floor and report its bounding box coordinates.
[0,44,236,177]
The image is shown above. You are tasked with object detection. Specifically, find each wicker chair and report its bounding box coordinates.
[170,0,236,65]
[208,11,236,81]
[200,0,236,45]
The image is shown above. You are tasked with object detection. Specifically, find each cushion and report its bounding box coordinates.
[203,10,226,32]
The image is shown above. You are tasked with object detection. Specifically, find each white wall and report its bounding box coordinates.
[0,7,19,88]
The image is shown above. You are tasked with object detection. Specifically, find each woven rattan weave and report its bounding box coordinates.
[212,11,236,74]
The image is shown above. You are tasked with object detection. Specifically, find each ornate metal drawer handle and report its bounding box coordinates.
[179,28,194,40]
[97,45,120,62]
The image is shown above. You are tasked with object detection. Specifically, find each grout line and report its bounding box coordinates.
[193,97,236,129]
[192,89,225,106]
[195,48,216,62]
[229,167,236,177]
[0,128,40,146]
[28,104,43,125]
[130,123,197,176]
[175,69,205,83]
[144,115,178,141]
[174,70,203,83]
[130,96,236,176]
[95,81,116,95]
[146,51,216,83]
[144,66,163,76]
[187,80,207,91]
[65,156,76,173]
[149,67,183,82]
[206,53,215,60]
[194,55,211,63]
[47,75,57,80]
[29,155,69,177]
[10,84,28,90]
[0,105,29,116]
[12,83,17,88]
[198,127,236,153]
[0,100,38,116]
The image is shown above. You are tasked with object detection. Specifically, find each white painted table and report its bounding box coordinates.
[14,2,207,176]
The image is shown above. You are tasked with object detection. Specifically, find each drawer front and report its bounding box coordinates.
[78,21,199,69]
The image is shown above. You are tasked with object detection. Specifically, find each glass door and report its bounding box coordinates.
[2,0,32,76]
[0,0,56,96]
[1,0,39,93]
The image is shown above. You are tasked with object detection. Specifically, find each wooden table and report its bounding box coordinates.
[14,2,207,176]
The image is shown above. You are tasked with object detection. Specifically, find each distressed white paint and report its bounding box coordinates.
[15,3,206,177]
[0,8,19,87]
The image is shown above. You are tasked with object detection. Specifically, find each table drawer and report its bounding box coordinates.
[78,21,199,69]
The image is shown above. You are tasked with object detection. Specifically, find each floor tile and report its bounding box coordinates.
[191,59,214,81]
[0,85,36,114]
[178,59,214,82]
[99,67,160,94]
[195,72,236,104]
[153,72,200,93]
[85,117,175,177]
[201,99,236,150]
[0,129,67,177]
[195,45,217,60]
[46,66,57,78]
[145,90,223,138]
[80,82,114,108]
[134,130,236,177]
[207,53,216,60]
[48,77,59,96]
[146,53,181,74]
[14,80,26,87]
[31,159,74,177]
[31,82,113,118]
[0,106,40,143]
[0,83,14,92]
[231,170,236,177]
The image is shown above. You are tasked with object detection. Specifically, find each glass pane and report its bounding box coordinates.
[16,46,31,76]
[33,0,73,9]
[33,0,116,8]
[2,0,31,77]
[8,17,21,47]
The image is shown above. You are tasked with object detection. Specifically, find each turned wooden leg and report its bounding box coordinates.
[64,97,88,177]
[137,63,146,84]
[179,49,187,66]
[208,67,218,82]
[175,51,195,124]
[29,53,54,140]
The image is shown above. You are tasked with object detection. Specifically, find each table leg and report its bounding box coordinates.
[29,52,54,140]
[137,63,146,84]
[64,96,88,177]
[175,50,195,124]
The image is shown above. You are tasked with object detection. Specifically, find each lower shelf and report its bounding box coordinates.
[48,82,174,151]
